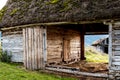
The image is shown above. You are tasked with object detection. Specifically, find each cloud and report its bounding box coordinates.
[0,0,8,10]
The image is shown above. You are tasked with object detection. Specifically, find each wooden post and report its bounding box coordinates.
[80,31,86,60]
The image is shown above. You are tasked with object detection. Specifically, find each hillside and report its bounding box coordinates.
[85,46,108,63]
[0,62,76,80]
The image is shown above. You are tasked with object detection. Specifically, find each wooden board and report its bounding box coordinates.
[23,26,47,70]
[47,27,81,63]
[63,39,70,61]
[2,32,23,62]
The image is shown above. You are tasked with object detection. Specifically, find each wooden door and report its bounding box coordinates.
[63,39,70,61]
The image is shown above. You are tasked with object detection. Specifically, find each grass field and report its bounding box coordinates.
[85,46,108,63]
[0,62,76,80]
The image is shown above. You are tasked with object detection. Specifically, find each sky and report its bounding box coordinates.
[85,35,108,46]
[0,0,8,10]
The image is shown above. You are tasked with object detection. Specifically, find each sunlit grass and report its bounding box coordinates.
[85,46,108,63]
[0,62,76,80]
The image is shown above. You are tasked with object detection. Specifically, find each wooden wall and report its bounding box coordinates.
[47,26,81,63]
[108,23,120,79]
[2,25,81,69]
[109,23,120,70]
[23,26,47,70]
[2,31,23,62]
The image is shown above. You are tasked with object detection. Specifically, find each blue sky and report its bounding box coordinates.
[85,35,108,46]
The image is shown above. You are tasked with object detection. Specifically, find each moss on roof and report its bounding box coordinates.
[0,7,7,21]
[1,0,120,27]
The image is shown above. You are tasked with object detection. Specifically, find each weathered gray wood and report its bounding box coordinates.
[112,62,120,66]
[23,27,46,70]
[113,48,120,51]
[2,32,23,62]
[46,67,108,78]
[112,56,120,59]
[113,30,120,34]
[113,51,120,56]
[113,58,120,62]
[111,66,120,71]
[43,28,47,65]
[34,27,37,69]
[26,28,29,69]
[109,23,112,69]
[23,28,26,67]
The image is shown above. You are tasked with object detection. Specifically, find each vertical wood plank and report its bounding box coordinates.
[109,23,113,70]
[26,28,29,69]
[23,28,26,67]
[28,28,32,70]
[23,26,46,70]
[63,39,70,61]
[32,27,35,70]
[31,28,34,70]
[43,27,47,65]
[34,27,38,69]
[37,26,41,69]
[40,27,43,69]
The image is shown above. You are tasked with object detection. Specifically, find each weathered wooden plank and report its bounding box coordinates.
[46,67,108,78]
[113,51,120,56]
[112,62,120,66]
[113,30,120,35]
[29,28,32,70]
[112,56,120,59]
[2,34,23,62]
[111,66,120,71]
[23,27,46,70]
[109,23,112,69]
[112,43,120,46]
[32,28,35,70]
[26,28,29,69]
[113,47,120,51]
[34,27,38,69]
[38,27,41,69]
[23,28,26,67]
[43,27,47,65]
[113,58,120,62]
[41,27,44,69]
[31,28,34,70]
[63,39,70,61]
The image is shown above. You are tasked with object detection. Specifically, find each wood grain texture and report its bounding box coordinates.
[2,31,23,62]
[47,27,81,63]
[23,26,46,70]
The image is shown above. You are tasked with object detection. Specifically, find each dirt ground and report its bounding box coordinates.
[64,61,108,74]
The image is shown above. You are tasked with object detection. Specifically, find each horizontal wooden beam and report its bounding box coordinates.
[46,67,108,78]
[0,19,113,31]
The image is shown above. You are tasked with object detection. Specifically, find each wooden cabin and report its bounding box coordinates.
[1,0,120,79]
[92,37,108,53]
[2,26,81,63]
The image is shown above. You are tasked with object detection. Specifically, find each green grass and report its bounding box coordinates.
[0,62,76,80]
[85,46,108,63]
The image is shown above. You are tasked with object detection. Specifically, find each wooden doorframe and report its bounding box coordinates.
[80,27,86,60]
[63,38,70,62]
